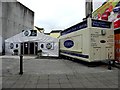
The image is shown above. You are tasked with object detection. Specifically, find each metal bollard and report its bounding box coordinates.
[19,55,23,75]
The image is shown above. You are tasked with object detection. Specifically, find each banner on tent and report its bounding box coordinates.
[22,30,37,37]
[39,42,54,50]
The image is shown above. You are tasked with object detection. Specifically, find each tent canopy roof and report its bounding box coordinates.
[5,30,58,43]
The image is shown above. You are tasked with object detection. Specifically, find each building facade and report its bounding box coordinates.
[0,1,34,54]
[49,30,62,38]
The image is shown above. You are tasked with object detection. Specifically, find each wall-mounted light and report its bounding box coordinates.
[101,30,106,35]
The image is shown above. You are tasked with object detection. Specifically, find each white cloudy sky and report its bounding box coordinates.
[17,0,106,33]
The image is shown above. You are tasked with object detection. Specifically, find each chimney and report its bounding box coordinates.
[85,0,93,18]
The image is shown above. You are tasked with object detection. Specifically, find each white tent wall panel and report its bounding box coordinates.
[51,42,59,57]
[0,36,2,54]
[5,42,13,55]
[5,42,20,55]
[38,42,59,57]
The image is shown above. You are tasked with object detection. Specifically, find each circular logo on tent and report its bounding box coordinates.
[46,43,52,49]
[24,30,30,36]
[10,43,14,49]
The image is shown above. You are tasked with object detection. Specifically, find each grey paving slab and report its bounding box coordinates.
[49,75,59,80]
[8,76,20,81]
[39,75,49,80]
[108,85,118,88]
[92,78,112,88]
[2,77,9,83]
[85,77,107,88]
[95,77,118,88]
[37,83,48,88]
[60,83,73,88]
[24,75,39,88]
[75,74,88,80]
[3,81,16,88]
[79,78,99,88]
[49,79,59,84]
[3,75,20,88]
[38,79,49,84]
[71,83,85,88]
[58,74,67,79]
[11,75,30,88]
[67,74,77,79]
[12,82,26,88]
[26,75,39,84]
[59,79,70,84]
[49,83,61,88]
[85,76,114,88]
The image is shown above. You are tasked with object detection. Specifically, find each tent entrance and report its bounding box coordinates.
[30,42,34,54]
[20,42,38,55]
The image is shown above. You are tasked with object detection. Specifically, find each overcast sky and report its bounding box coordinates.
[17,0,106,33]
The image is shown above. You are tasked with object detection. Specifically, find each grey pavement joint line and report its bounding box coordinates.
[2,77,9,84]
[90,73,117,88]
[10,75,22,88]
[36,75,40,88]
[3,75,20,88]
[23,75,31,88]
[85,76,107,88]
[48,74,61,88]
[12,75,30,88]
[24,75,39,88]
[48,74,50,88]
[95,71,118,87]
[37,75,49,88]
[57,75,62,88]
[63,60,76,74]
[71,76,86,88]
[65,74,74,88]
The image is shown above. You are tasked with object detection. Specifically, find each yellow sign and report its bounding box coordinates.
[92,0,119,18]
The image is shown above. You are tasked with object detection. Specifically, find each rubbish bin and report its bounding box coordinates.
[14,49,18,55]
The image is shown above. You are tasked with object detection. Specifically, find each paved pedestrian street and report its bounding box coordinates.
[1,55,119,89]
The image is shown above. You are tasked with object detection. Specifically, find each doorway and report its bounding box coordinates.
[24,42,29,54]
[20,42,38,55]
[30,42,34,54]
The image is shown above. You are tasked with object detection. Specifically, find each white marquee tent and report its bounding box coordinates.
[0,36,2,54]
[5,30,59,57]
